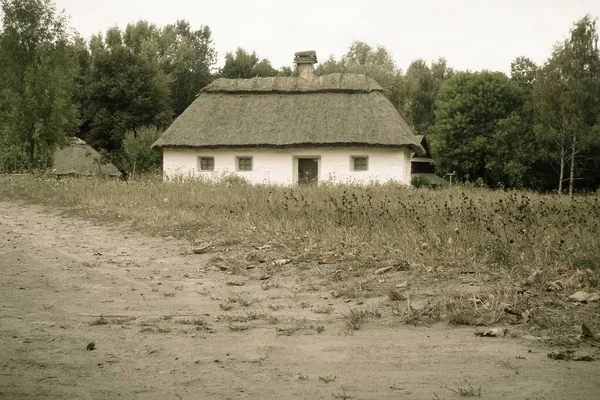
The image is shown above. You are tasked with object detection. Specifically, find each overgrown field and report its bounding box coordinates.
[1,174,599,343]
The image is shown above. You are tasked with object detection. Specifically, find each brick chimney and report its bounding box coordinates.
[294,50,317,80]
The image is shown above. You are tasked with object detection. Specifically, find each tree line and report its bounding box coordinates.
[1,0,599,192]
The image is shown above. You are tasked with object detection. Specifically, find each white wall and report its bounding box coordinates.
[162,147,412,185]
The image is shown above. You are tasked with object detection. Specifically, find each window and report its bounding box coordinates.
[237,156,253,171]
[198,157,214,171]
[351,156,369,171]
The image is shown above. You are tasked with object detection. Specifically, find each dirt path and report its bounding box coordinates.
[0,201,598,399]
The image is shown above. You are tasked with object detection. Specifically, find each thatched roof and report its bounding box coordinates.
[52,138,121,177]
[153,73,424,155]
[414,135,433,158]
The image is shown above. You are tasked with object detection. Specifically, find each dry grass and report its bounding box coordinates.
[1,174,599,340]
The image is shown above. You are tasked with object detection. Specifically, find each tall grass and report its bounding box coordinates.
[1,174,598,275]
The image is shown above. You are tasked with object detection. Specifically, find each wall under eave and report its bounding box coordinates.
[162,146,412,185]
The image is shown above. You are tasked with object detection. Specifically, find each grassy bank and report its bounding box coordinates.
[1,174,599,342]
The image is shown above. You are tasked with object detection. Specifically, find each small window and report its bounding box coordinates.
[237,157,253,171]
[351,156,369,171]
[198,157,214,171]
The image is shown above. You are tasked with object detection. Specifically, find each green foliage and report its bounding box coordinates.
[315,43,453,135]
[488,113,537,187]
[122,126,162,174]
[315,41,401,103]
[510,56,538,87]
[156,21,216,116]
[0,0,79,169]
[533,15,600,193]
[221,48,278,78]
[75,20,216,154]
[431,71,524,185]
[399,58,454,133]
[80,25,173,153]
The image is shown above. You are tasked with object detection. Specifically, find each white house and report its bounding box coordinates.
[152,51,425,185]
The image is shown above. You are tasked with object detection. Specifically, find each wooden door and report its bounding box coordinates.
[298,158,319,184]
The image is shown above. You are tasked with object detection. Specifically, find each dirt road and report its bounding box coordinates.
[0,201,598,399]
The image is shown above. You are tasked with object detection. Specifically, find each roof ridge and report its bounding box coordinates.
[203,72,384,94]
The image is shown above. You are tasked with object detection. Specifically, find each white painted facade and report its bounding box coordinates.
[162,146,413,185]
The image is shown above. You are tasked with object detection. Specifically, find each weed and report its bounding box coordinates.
[110,316,137,324]
[386,286,406,301]
[177,318,209,328]
[499,360,520,375]
[244,310,266,321]
[89,317,108,326]
[228,293,255,307]
[313,306,335,314]
[276,320,307,336]
[331,386,353,399]
[445,380,481,397]
[219,303,234,311]
[319,375,337,384]
[229,323,249,332]
[342,308,369,331]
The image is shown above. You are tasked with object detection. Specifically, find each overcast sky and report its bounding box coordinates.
[53,0,600,73]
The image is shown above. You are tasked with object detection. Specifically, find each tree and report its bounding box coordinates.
[484,56,544,188]
[122,125,162,174]
[511,56,538,87]
[315,41,401,104]
[533,15,600,194]
[79,25,173,152]
[156,21,216,116]
[400,58,454,133]
[0,0,78,169]
[431,71,524,185]
[221,48,278,78]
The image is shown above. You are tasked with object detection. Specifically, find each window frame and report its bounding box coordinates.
[236,156,253,172]
[351,156,369,172]
[198,156,215,171]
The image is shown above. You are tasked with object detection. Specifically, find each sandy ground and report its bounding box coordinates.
[0,201,599,400]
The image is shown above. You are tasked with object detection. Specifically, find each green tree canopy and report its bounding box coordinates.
[533,15,600,193]
[156,20,216,116]
[80,26,172,152]
[220,48,278,78]
[315,41,401,104]
[431,71,524,185]
[0,0,79,169]
[400,58,454,133]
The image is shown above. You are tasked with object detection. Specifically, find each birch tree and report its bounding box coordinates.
[533,15,600,194]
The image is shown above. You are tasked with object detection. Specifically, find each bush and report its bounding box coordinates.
[122,126,163,174]
[0,144,29,173]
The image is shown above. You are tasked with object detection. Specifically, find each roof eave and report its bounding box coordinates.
[153,142,425,153]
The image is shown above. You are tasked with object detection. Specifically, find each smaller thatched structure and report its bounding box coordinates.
[52,138,121,177]
[411,135,447,186]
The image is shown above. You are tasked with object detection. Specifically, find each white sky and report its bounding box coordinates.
[53,0,600,73]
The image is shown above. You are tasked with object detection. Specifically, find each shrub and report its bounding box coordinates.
[122,126,163,174]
